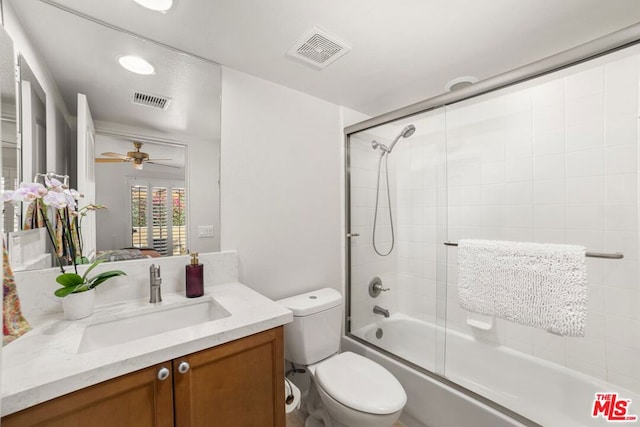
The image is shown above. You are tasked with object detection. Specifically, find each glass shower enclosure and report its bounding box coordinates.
[346,42,640,426]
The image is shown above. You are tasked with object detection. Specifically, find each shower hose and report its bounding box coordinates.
[372,152,394,256]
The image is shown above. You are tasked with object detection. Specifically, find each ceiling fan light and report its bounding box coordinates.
[118,55,155,75]
[134,161,144,170]
[132,0,174,12]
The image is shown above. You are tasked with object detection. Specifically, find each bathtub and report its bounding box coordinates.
[348,314,640,427]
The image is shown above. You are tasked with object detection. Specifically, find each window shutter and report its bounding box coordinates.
[131,185,148,247]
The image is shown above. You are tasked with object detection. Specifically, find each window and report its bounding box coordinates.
[172,188,186,255]
[130,180,187,255]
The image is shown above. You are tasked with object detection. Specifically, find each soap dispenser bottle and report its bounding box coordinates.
[185,252,204,298]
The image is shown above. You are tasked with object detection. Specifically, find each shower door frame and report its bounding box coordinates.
[344,22,640,426]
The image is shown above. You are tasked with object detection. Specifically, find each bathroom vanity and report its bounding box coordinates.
[1,282,292,427]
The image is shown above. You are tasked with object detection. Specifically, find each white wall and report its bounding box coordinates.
[187,135,220,254]
[220,67,346,300]
[51,105,71,177]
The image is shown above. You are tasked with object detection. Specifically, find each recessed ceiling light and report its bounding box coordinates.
[118,55,155,75]
[132,0,174,12]
[445,76,479,92]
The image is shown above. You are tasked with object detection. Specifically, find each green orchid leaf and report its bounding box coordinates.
[81,259,105,282]
[56,273,84,288]
[74,284,90,292]
[88,270,126,289]
[54,286,77,297]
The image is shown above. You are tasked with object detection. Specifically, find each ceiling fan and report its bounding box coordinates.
[95,142,178,170]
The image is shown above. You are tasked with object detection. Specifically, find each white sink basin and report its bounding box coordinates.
[78,297,231,353]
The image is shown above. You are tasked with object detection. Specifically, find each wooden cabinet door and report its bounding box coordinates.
[173,327,285,427]
[2,362,174,427]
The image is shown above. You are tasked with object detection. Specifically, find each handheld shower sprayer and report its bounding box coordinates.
[370,125,415,155]
[387,124,416,153]
[371,124,416,256]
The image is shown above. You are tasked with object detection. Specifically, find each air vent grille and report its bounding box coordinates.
[130,91,171,110]
[287,27,351,70]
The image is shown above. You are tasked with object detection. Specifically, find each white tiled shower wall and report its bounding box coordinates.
[394,114,446,326]
[445,48,640,392]
[349,46,640,393]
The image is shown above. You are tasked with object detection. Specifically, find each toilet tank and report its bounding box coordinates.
[276,288,342,365]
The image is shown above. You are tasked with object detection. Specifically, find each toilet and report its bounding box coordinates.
[277,288,406,427]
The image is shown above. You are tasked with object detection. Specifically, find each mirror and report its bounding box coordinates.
[0,24,18,235]
[2,0,221,268]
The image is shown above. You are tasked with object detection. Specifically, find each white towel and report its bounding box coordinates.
[457,239,587,337]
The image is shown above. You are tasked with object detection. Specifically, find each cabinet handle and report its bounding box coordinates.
[178,361,190,374]
[157,367,171,381]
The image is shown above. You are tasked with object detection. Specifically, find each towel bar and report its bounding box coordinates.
[443,241,624,259]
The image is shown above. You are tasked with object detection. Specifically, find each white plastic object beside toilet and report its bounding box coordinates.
[277,288,407,427]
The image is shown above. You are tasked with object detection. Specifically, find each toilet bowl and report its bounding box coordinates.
[307,352,406,427]
[276,288,406,427]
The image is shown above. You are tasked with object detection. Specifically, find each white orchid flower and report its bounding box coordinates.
[43,191,68,209]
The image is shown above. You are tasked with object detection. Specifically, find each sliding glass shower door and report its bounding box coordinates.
[441,47,640,426]
[347,41,640,427]
[347,108,448,374]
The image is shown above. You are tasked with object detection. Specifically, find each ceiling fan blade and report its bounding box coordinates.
[95,158,127,163]
[146,161,181,168]
[146,158,172,161]
[101,152,130,160]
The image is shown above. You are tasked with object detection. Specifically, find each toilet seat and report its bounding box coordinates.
[314,352,407,415]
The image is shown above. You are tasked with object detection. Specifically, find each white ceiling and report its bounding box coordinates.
[6,0,640,124]
[26,0,640,117]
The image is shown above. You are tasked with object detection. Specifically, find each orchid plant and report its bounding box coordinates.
[3,176,126,297]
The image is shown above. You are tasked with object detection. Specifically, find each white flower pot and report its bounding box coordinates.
[61,288,96,320]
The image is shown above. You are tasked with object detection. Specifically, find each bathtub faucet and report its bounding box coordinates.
[373,305,390,318]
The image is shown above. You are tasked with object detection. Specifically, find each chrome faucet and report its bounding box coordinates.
[373,305,390,318]
[149,264,162,303]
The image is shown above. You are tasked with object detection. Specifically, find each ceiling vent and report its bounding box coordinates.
[130,90,171,110]
[287,27,351,70]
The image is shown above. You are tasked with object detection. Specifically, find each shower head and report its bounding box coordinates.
[387,124,416,153]
[401,124,416,138]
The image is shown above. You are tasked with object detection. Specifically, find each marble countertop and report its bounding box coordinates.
[1,282,293,416]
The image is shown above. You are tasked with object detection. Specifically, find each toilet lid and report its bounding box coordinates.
[314,352,407,415]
